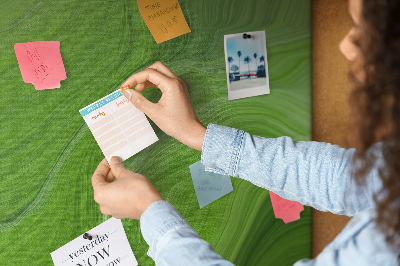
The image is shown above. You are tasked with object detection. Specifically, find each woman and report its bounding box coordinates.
[91,0,400,264]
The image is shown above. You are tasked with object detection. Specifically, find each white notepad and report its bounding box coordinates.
[79,90,158,162]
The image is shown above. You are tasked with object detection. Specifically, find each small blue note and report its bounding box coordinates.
[189,161,233,208]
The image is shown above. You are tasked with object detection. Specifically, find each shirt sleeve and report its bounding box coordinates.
[293,210,399,266]
[201,124,383,216]
[140,200,235,266]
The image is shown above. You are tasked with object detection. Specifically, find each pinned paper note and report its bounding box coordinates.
[14,41,67,90]
[79,90,158,162]
[51,218,137,266]
[137,0,191,44]
[189,161,233,208]
[269,191,304,224]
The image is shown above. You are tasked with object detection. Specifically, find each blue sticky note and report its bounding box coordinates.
[189,161,233,208]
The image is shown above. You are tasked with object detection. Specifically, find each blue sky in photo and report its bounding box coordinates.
[226,32,266,73]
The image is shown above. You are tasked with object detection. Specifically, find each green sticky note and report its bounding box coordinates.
[189,161,233,208]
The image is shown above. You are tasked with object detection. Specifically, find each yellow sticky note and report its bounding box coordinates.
[137,0,191,44]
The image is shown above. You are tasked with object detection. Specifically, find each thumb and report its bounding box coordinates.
[92,158,111,189]
[109,156,127,178]
[122,89,154,114]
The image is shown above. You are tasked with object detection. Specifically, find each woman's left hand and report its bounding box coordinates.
[91,157,164,219]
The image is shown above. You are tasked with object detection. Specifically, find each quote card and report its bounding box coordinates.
[137,0,191,44]
[14,41,67,90]
[51,218,137,266]
[269,191,304,224]
[79,90,158,162]
[189,161,233,208]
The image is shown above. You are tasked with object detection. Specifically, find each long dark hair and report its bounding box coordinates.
[350,0,400,252]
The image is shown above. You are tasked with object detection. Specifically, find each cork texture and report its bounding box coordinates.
[312,0,353,257]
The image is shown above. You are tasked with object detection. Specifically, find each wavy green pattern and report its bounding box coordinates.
[0,0,311,265]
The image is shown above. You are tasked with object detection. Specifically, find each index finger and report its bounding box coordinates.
[147,61,178,79]
[91,158,111,189]
[121,69,174,93]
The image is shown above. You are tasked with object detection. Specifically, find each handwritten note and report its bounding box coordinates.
[79,90,158,162]
[137,0,191,44]
[189,161,233,208]
[269,191,304,224]
[14,41,67,90]
[51,218,138,266]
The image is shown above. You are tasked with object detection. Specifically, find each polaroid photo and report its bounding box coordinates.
[224,30,270,100]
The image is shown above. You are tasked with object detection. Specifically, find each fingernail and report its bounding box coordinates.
[110,156,122,165]
[120,85,130,92]
[124,89,133,100]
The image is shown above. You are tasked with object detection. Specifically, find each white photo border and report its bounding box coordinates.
[224,30,270,100]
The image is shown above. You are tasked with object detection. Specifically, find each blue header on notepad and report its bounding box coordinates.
[80,90,123,117]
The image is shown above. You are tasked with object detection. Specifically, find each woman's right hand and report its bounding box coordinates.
[120,62,207,151]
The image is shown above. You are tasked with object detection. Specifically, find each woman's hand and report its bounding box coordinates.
[91,157,164,220]
[120,61,206,151]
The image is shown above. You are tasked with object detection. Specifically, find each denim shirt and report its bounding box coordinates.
[140,124,399,265]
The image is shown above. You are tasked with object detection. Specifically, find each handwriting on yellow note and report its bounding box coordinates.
[137,0,191,44]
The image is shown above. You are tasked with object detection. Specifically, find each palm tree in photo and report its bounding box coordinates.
[244,56,251,77]
[253,53,258,74]
[259,55,266,77]
[237,51,242,77]
[260,55,265,72]
[228,56,233,73]
[231,64,239,72]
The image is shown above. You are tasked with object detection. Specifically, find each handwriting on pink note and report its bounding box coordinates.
[14,41,67,90]
[269,191,304,224]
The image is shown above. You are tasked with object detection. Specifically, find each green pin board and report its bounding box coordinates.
[0,0,311,265]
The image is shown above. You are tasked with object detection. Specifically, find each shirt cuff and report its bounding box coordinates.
[201,124,245,177]
[140,200,191,259]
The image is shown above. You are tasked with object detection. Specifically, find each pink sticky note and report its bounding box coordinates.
[14,41,67,90]
[269,191,304,224]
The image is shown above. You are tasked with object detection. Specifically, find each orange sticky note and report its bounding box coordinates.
[14,41,67,90]
[269,191,304,224]
[137,0,191,44]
